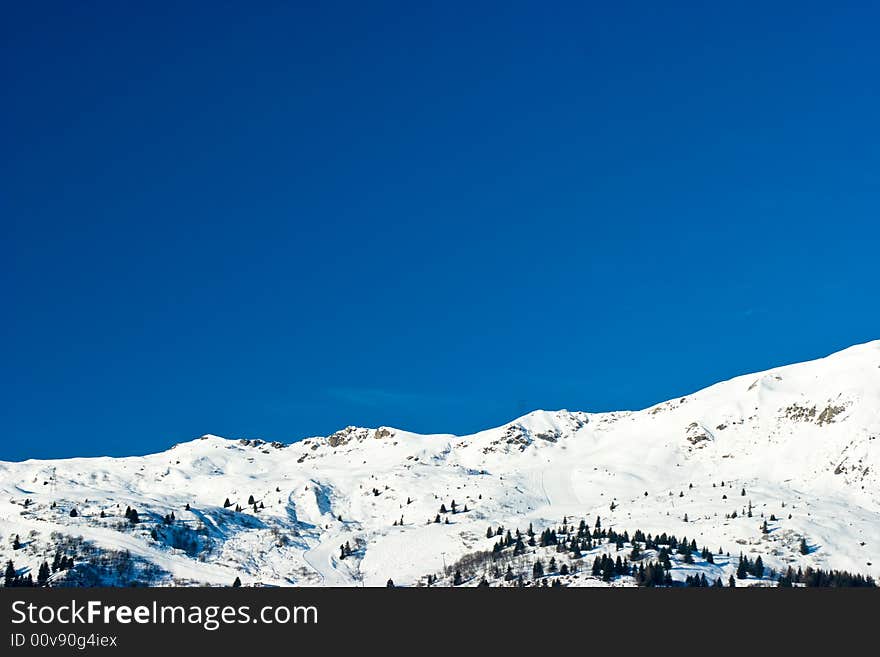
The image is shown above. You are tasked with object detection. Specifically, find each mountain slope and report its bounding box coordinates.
[2,340,879,586]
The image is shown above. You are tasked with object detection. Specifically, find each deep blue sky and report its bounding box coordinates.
[2,2,878,461]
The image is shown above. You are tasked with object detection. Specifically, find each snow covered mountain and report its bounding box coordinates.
[2,340,879,587]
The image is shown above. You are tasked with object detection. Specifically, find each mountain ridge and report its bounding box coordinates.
[2,340,879,587]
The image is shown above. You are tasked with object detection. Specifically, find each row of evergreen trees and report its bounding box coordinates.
[488,518,721,573]
[223,497,265,513]
[445,514,755,587]
[777,566,875,587]
[736,553,765,579]
[439,500,468,514]
[4,559,57,587]
[683,573,732,587]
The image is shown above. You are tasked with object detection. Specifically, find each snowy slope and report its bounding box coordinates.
[2,340,879,587]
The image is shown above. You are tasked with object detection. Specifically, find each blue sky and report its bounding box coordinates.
[2,2,878,461]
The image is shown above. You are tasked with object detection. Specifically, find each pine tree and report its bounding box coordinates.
[386,579,395,588]
[736,554,749,579]
[4,560,15,587]
[800,538,809,555]
[453,570,462,586]
[37,561,50,586]
[533,559,544,579]
[69,508,78,517]
[223,498,232,508]
[232,576,242,587]
[247,495,255,505]
[12,535,20,550]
